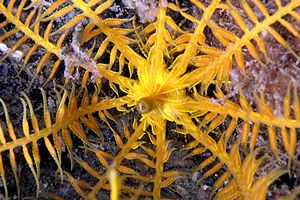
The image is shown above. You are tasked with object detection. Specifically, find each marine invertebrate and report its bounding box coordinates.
[0,0,299,199]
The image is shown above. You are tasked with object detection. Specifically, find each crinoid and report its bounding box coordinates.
[0,0,299,199]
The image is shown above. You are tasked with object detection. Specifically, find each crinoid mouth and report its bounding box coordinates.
[136,96,156,114]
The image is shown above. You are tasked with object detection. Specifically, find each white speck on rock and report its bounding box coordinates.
[123,0,159,23]
[0,42,24,62]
